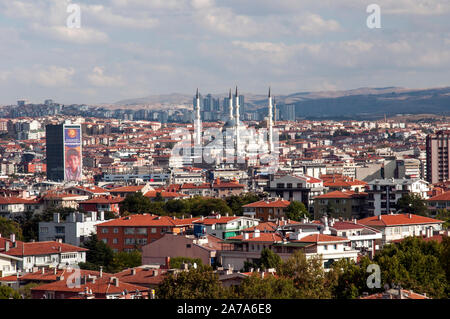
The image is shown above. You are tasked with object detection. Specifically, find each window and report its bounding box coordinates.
[112,238,118,244]
[136,238,147,245]
[333,244,337,250]
[125,238,135,245]
[124,228,135,234]
[113,228,119,234]
[323,245,328,250]
[151,228,156,234]
[102,238,108,244]
[55,226,65,234]
[40,227,49,233]
[186,244,191,248]
[136,228,147,235]
[102,228,109,234]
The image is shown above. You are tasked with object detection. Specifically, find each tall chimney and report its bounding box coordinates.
[99,266,103,278]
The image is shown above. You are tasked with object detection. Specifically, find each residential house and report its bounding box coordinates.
[358,213,444,247]
[242,198,291,221]
[96,214,198,252]
[0,236,87,272]
[192,214,259,239]
[313,190,368,219]
[39,212,105,246]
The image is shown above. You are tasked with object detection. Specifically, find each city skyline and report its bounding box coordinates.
[0,0,449,105]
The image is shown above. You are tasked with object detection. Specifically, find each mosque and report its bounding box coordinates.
[191,87,276,167]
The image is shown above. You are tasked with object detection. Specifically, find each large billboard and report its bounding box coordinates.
[64,126,82,181]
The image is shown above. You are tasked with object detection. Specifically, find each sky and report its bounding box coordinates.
[0,0,449,105]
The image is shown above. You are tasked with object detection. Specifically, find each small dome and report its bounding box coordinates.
[223,119,236,128]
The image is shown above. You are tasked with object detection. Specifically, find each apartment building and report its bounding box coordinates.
[365,178,429,216]
[96,214,198,252]
[426,130,450,184]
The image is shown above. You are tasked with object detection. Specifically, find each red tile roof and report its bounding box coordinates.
[358,214,444,227]
[114,267,167,286]
[193,216,240,225]
[243,199,291,208]
[292,234,348,243]
[110,185,146,193]
[80,196,124,204]
[314,190,367,199]
[0,197,36,204]
[30,271,147,295]
[97,214,196,227]
[144,190,187,198]
[0,240,87,257]
[428,191,450,201]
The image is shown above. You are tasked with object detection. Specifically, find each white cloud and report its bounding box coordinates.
[83,4,159,29]
[11,65,76,87]
[32,24,109,44]
[295,13,341,35]
[87,67,124,87]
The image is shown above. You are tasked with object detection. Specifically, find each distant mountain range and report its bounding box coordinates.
[114,86,450,119]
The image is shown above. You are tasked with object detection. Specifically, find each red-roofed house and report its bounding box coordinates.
[358,213,444,246]
[427,191,450,212]
[242,198,291,221]
[79,195,124,214]
[266,175,326,212]
[96,214,197,252]
[0,236,87,272]
[313,190,368,220]
[141,233,227,267]
[212,179,246,198]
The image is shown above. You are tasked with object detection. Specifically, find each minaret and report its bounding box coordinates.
[195,88,202,146]
[228,89,233,120]
[234,86,240,155]
[268,87,274,153]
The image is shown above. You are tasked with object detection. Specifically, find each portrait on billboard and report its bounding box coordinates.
[65,145,82,181]
[64,127,82,181]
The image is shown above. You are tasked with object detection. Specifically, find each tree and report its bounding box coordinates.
[225,193,261,216]
[242,248,281,272]
[156,265,225,299]
[440,236,450,296]
[0,217,23,240]
[0,286,20,299]
[108,250,142,273]
[18,282,42,299]
[327,256,375,299]
[237,273,297,299]
[374,237,447,298]
[120,192,153,215]
[435,209,450,229]
[277,251,332,298]
[395,193,429,216]
[260,248,282,270]
[286,201,309,221]
[78,234,114,271]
